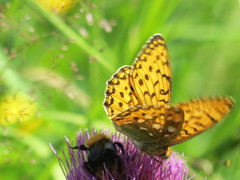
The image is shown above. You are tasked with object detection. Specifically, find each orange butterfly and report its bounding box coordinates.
[104,34,234,158]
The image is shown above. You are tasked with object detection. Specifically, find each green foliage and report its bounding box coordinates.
[0,0,239,179]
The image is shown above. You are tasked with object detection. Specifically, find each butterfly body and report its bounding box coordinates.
[104,34,234,158]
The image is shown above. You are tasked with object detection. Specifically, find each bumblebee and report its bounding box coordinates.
[71,134,124,179]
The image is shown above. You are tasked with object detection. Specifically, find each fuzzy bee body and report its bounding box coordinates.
[71,134,124,179]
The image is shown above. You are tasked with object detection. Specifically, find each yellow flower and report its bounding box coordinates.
[35,0,77,14]
[0,94,37,126]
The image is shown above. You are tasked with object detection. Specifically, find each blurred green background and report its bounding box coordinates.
[0,0,240,179]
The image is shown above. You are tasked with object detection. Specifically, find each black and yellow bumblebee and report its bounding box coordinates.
[71,134,124,179]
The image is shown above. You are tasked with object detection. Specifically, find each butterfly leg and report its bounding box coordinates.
[148,154,163,164]
[160,147,172,159]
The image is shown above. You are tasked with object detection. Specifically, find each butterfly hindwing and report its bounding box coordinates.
[167,97,234,146]
[112,105,184,144]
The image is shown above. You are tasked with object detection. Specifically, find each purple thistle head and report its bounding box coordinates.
[51,129,191,180]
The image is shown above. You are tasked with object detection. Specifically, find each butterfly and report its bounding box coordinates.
[104,34,234,158]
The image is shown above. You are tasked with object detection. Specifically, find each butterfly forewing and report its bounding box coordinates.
[104,34,172,118]
[167,97,234,146]
[104,66,139,118]
[131,35,171,105]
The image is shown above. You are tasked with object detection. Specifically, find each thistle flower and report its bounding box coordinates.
[51,129,191,180]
